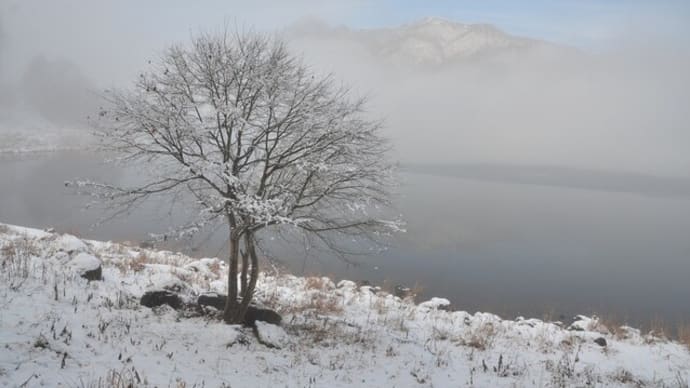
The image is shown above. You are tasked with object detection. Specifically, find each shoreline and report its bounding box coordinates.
[1,222,689,386]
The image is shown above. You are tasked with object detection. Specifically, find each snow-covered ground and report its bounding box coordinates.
[1,223,688,387]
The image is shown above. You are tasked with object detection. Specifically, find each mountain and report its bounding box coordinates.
[286,17,556,66]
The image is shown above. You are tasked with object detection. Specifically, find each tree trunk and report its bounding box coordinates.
[223,229,241,323]
[240,248,248,296]
[237,232,259,321]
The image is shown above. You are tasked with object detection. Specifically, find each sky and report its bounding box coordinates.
[2,0,689,76]
[1,0,688,82]
[352,0,690,47]
[1,0,689,175]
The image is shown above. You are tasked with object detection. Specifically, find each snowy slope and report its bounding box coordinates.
[1,223,688,387]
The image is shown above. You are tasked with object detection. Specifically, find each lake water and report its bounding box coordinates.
[2,152,689,329]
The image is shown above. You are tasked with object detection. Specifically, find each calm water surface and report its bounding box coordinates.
[1,152,689,328]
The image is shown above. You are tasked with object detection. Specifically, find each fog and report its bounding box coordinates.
[1,1,689,176]
[285,22,690,176]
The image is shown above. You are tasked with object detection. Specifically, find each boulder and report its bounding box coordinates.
[197,293,282,326]
[198,293,226,310]
[594,337,607,347]
[68,253,102,281]
[245,306,282,326]
[55,234,88,254]
[141,290,183,310]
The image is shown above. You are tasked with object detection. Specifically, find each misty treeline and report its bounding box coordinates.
[71,29,402,323]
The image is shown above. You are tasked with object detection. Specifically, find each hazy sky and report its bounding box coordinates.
[1,0,689,175]
[2,0,688,81]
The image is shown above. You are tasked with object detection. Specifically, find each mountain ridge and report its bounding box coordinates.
[286,17,562,66]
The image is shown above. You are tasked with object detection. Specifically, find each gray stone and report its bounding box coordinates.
[594,337,607,347]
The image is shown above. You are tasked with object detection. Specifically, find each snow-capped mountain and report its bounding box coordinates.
[286,17,550,66]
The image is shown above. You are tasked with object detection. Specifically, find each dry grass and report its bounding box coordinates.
[304,276,330,291]
[648,317,671,340]
[1,237,41,281]
[113,252,148,274]
[457,322,498,351]
[597,314,629,340]
[306,292,342,314]
[677,324,690,350]
[208,260,221,276]
[0,224,10,234]
[78,368,143,388]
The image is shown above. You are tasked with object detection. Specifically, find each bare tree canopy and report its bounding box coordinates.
[73,29,402,323]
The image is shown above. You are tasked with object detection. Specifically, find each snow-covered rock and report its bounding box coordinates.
[418,297,451,310]
[336,279,357,289]
[568,314,609,334]
[54,234,89,254]
[254,321,289,349]
[68,252,102,280]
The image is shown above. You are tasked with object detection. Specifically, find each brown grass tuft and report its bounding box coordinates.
[305,276,327,290]
[678,324,690,350]
[458,322,498,351]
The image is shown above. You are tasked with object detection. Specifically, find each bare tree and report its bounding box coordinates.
[74,29,401,324]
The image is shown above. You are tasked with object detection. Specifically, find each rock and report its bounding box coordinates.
[568,315,609,334]
[568,315,593,331]
[55,234,88,254]
[198,293,226,310]
[359,285,379,295]
[81,266,103,281]
[141,290,183,310]
[418,297,452,311]
[68,253,102,281]
[394,285,413,299]
[357,280,372,287]
[197,293,282,327]
[594,337,607,347]
[336,280,357,290]
[618,326,641,340]
[245,306,282,326]
[254,321,289,349]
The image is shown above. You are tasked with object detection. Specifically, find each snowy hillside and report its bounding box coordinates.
[1,223,688,387]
